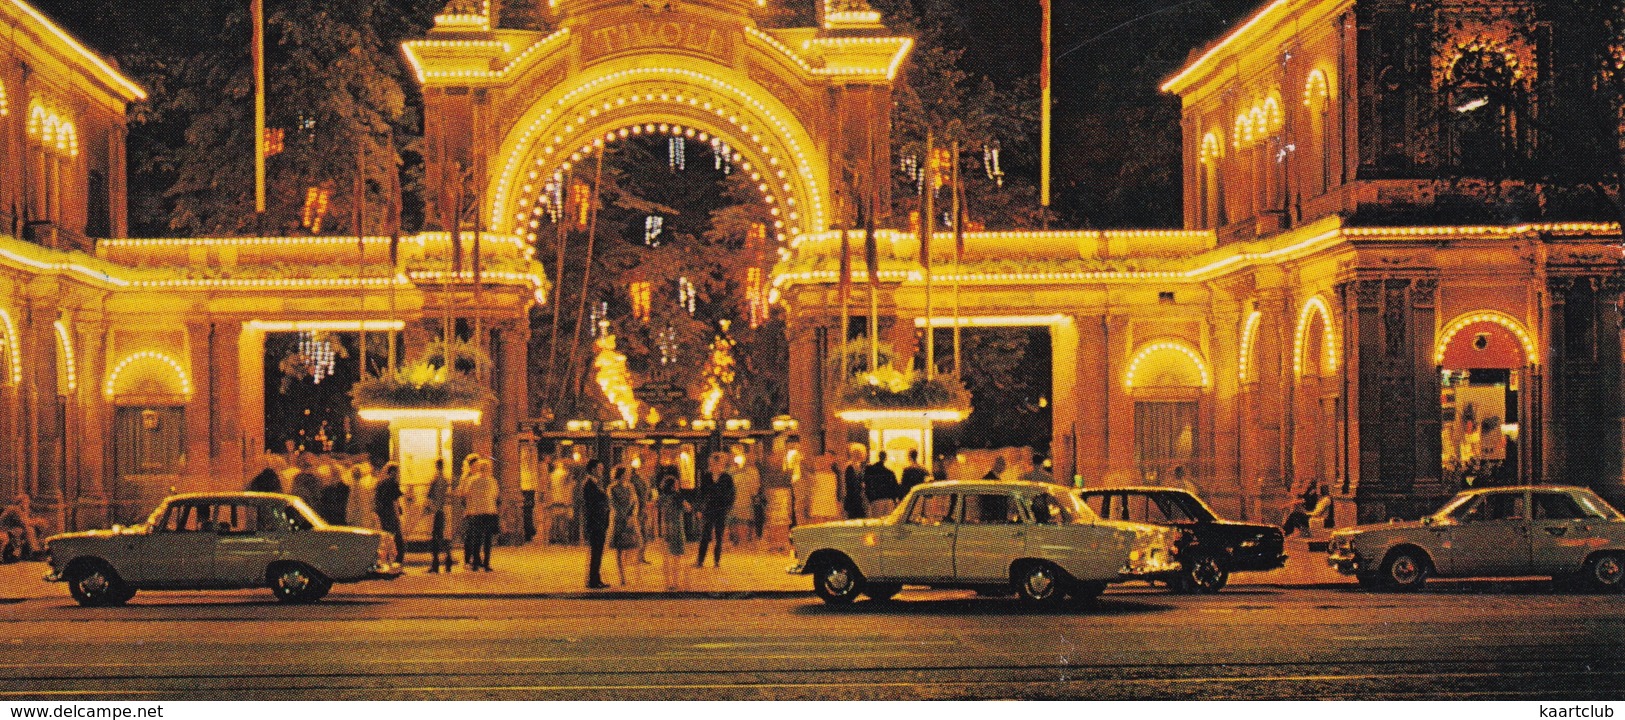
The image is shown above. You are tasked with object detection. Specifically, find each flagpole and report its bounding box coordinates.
[1040,0,1052,229]
[953,142,964,378]
[921,130,934,380]
[356,145,367,378]
[839,224,851,385]
[252,0,266,217]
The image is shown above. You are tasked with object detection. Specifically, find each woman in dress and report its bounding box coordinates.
[607,465,642,586]
[656,468,689,591]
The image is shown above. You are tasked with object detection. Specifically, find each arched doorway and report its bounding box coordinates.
[1435,312,1534,488]
[1291,295,1340,495]
[1125,340,1209,488]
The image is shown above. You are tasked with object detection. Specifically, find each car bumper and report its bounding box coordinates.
[43,570,62,583]
[1231,553,1289,572]
[1326,550,1363,575]
[367,562,405,580]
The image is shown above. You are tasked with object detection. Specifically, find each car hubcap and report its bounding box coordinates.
[1595,557,1623,586]
[823,567,852,595]
[1027,568,1054,598]
[279,570,310,594]
[1391,556,1419,584]
[1194,559,1221,587]
[79,572,108,597]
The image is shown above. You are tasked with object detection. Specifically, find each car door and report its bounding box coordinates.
[879,491,957,581]
[213,501,278,586]
[1528,491,1599,574]
[1447,490,1531,577]
[954,491,1025,582]
[139,501,216,584]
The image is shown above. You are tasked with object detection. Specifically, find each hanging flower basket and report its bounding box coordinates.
[838,362,971,420]
[351,360,495,410]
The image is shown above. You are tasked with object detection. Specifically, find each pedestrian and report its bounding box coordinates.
[809,451,841,521]
[982,456,1007,480]
[373,463,405,563]
[291,452,323,510]
[696,452,736,568]
[461,457,500,571]
[900,449,930,496]
[732,447,763,539]
[1,494,46,562]
[656,468,689,591]
[608,465,642,585]
[459,454,482,569]
[247,466,282,493]
[425,458,454,573]
[863,450,901,516]
[1281,481,1326,538]
[520,453,538,544]
[627,449,655,565]
[579,458,611,589]
[840,444,867,520]
[1018,453,1055,484]
[317,468,352,525]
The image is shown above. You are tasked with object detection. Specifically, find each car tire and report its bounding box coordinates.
[1581,553,1625,593]
[863,583,902,602]
[811,557,864,605]
[1379,549,1428,591]
[1179,554,1230,594]
[1014,561,1066,604]
[269,562,330,604]
[67,561,131,607]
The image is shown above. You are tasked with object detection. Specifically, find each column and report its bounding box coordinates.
[494,321,529,544]
[1072,312,1108,485]
[238,324,267,469]
[211,321,246,483]
[185,321,211,490]
[28,301,63,534]
[1049,316,1078,483]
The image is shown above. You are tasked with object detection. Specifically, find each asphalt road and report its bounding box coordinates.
[2,582,1622,700]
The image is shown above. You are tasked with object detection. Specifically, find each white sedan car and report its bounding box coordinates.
[790,480,1180,605]
[44,491,402,606]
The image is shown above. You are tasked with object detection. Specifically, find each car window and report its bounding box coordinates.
[1080,493,1110,518]
[1463,493,1525,522]
[1533,493,1586,520]
[1572,492,1622,520]
[1029,490,1078,525]
[905,493,956,526]
[961,493,1021,524]
[1152,495,1197,523]
[1121,494,1179,524]
[208,503,262,533]
[266,503,313,532]
[158,503,210,532]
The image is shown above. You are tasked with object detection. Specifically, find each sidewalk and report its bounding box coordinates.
[0,536,1348,602]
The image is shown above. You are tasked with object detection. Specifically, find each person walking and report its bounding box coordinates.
[809,451,840,521]
[840,445,867,520]
[461,458,500,571]
[627,449,655,565]
[247,466,282,493]
[656,469,689,590]
[863,451,901,516]
[425,458,454,573]
[579,459,611,589]
[695,452,736,568]
[1018,453,1055,484]
[900,449,930,496]
[458,454,482,569]
[317,469,352,525]
[608,465,642,585]
[373,463,405,563]
[1,494,46,562]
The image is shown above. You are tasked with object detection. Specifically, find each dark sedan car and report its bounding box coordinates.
[1077,487,1287,592]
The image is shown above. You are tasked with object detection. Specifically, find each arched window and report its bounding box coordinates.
[1199,132,1225,228]
[1442,39,1529,174]
[1303,70,1332,195]
[1259,96,1285,212]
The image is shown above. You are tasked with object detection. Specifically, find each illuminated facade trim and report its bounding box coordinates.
[1292,295,1338,378]
[836,408,967,422]
[0,308,20,384]
[52,320,74,393]
[1238,310,1262,383]
[4,0,146,101]
[244,320,407,333]
[1160,0,1290,93]
[913,314,1071,328]
[358,407,483,424]
[1125,340,1211,389]
[104,350,192,399]
[1434,311,1536,367]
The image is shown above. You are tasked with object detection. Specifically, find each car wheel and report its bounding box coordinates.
[1582,553,1625,593]
[1014,561,1065,604]
[269,562,330,604]
[67,562,130,607]
[812,557,864,605]
[1179,554,1230,594]
[1380,549,1428,591]
[863,583,902,602]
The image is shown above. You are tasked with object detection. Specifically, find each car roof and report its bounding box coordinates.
[912,480,1067,493]
[161,491,298,503]
[1456,485,1588,496]
[1075,486,1193,495]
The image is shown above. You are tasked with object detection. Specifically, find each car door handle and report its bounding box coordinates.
[1545,526,1567,537]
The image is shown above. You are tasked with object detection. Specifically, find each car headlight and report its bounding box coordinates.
[1128,549,1142,563]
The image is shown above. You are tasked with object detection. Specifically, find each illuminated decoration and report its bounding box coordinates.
[629,280,652,323]
[246,320,406,333]
[0,308,20,384]
[431,0,491,31]
[1434,311,1536,367]
[931,146,953,190]
[1292,295,1339,378]
[104,350,192,400]
[1160,0,1290,93]
[4,0,146,101]
[677,276,697,314]
[745,267,765,329]
[838,408,968,422]
[668,136,685,171]
[1233,95,1282,150]
[592,332,641,427]
[27,101,78,156]
[51,320,74,393]
[401,29,568,83]
[264,127,285,157]
[1199,132,1223,163]
[656,323,679,366]
[698,327,736,421]
[300,186,332,233]
[1238,310,1263,383]
[914,314,1069,328]
[571,179,592,228]
[297,332,338,384]
[644,215,664,246]
[358,407,482,424]
[0,80,8,116]
[1124,341,1210,389]
[1303,69,1330,106]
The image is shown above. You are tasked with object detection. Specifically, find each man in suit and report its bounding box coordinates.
[696,452,736,568]
[579,459,611,588]
[840,444,868,520]
[863,451,902,516]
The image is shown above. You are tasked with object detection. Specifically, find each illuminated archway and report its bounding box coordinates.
[105,350,193,403]
[1434,311,1535,367]
[53,320,76,393]
[1125,340,1210,389]
[1238,310,1263,383]
[0,308,20,385]
[1292,295,1338,377]
[491,64,827,245]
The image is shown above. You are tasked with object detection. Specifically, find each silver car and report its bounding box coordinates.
[1327,485,1625,591]
[789,480,1179,605]
[44,491,402,606]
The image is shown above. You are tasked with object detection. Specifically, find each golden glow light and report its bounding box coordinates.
[837,408,968,422]
[1160,0,1289,93]
[28,101,78,156]
[245,320,407,332]
[1292,295,1338,378]
[1238,310,1262,383]
[913,315,1070,328]
[358,407,482,424]
[593,333,641,427]
[0,308,20,384]
[1434,311,1536,367]
[1124,341,1210,389]
[1304,69,1331,106]
[52,320,75,392]
[6,0,146,101]
[104,350,192,399]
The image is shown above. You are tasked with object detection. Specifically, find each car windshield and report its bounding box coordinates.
[1571,490,1624,520]
[1435,492,1478,521]
[1159,492,1218,523]
[1030,488,1091,525]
